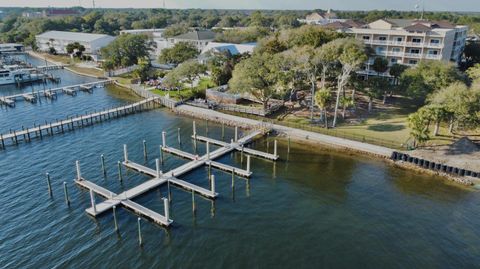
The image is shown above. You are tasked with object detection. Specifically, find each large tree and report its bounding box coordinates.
[101,34,153,70]
[229,53,286,109]
[158,42,199,65]
[165,60,207,89]
[315,87,332,127]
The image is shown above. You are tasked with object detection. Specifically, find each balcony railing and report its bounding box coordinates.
[363,39,443,48]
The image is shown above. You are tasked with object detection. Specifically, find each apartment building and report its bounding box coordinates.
[299,10,345,25]
[344,19,468,76]
[167,30,216,51]
[36,31,115,56]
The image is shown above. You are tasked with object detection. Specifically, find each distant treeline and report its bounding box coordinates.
[1,8,479,47]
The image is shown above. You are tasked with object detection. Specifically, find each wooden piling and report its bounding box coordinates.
[221,121,225,141]
[247,155,251,174]
[235,126,238,142]
[46,173,52,196]
[177,128,181,145]
[274,140,278,157]
[162,131,166,148]
[192,190,196,213]
[63,182,70,205]
[143,140,147,159]
[101,154,106,176]
[160,146,164,164]
[211,174,216,194]
[90,189,97,214]
[192,121,196,137]
[123,144,128,162]
[137,217,143,246]
[76,160,82,180]
[163,197,170,220]
[288,135,291,153]
[113,205,119,231]
[117,161,123,181]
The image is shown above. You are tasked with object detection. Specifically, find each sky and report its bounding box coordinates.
[0,0,478,12]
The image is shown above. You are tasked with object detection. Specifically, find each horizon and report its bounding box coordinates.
[0,0,479,12]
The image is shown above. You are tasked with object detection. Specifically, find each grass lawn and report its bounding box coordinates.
[151,77,216,100]
[67,66,105,77]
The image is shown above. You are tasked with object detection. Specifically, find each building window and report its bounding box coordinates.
[409,60,418,65]
[430,39,440,44]
[410,49,420,54]
[362,36,370,40]
[412,38,422,43]
[428,50,439,55]
[376,47,386,54]
[379,36,387,41]
[392,47,401,53]
[391,58,398,64]
[395,37,403,42]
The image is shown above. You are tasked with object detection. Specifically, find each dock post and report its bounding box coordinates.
[193,121,196,137]
[123,144,128,163]
[101,154,106,176]
[241,145,244,164]
[247,155,251,174]
[46,173,52,197]
[137,217,143,246]
[274,140,278,157]
[76,160,82,180]
[162,131,166,148]
[208,162,212,179]
[117,161,123,181]
[192,190,196,213]
[0,134,4,149]
[222,122,225,141]
[155,158,161,178]
[177,128,181,145]
[63,182,70,205]
[167,179,171,202]
[27,128,31,142]
[206,119,208,135]
[89,189,97,214]
[231,169,235,189]
[143,140,147,159]
[13,131,18,145]
[211,174,216,194]
[206,141,210,160]
[113,205,118,231]
[163,197,170,221]
[288,135,291,153]
[235,126,238,142]
[159,146,164,164]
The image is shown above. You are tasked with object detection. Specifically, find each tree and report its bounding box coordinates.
[66,42,86,57]
[280,25,343,49]
[165,60,207,89]
[463,41,480,68]
[365,77,388,112]
[229,53,286,109]
[399,60,464,100]
[214,27,270,44]
[163,24,189,38]
[315,87,332,127]
[101,34,153,70]
[407,107,432,148]
[330,38,368,128]
[466,64,480,81]
[133,57,151,82]
[158,42,199,65]
[371,57,390,103]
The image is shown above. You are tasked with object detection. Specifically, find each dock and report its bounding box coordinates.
[0,80,112,107]
[0,97,160,149]
[22,93,36,103]
[75,123,278,227]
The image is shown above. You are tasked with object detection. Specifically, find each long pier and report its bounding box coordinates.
[0,97,159,149]
[74,123,278,227]
[0,80,112,107]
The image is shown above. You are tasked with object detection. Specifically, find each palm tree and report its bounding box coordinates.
[315,87,331,128]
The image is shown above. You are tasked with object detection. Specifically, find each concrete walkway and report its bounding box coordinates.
[175,104,394,158]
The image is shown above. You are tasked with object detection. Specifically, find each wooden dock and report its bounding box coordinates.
[22,93,36,103]
[0,97,159,149]
[0,80,112,107]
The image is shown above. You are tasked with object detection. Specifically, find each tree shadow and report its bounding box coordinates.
[367,124,405,132]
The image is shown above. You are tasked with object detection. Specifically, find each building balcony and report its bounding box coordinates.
[363,39,443,48]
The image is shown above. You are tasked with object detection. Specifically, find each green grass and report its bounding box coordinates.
[151,77,216,100]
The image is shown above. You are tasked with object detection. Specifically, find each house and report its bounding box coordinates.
[167,30,216,51]
[36,31,115,57]
[299,9,344,25]
[43,9,80,17]
[343,19,468,77]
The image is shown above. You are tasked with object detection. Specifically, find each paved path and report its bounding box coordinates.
[175,104,394,158]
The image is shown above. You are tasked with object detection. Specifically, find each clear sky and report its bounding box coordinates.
[0,0,478,12]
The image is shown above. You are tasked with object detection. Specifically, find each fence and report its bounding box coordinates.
[123,83,180,109]
[105,65,138,77]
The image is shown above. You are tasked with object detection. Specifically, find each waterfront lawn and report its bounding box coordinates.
[67,66,105,77]
[151,77,215,100]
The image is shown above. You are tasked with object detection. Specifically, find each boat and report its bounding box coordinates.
[0,65,45,85]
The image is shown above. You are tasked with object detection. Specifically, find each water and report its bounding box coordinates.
[1,64,480,268]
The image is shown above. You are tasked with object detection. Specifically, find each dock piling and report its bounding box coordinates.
[63,182,70,205]
[288,136,291,153]
[89,189,97,214]
[76,161,82,180]
[192,121,196,137]
[117,161,123,181]
[137,217,143,246]
[192,190,196,213]
[247,155,251,174]
[231,169,235,189]
[113,205,118,231]
[206,141,210,160]
[274,140,278,157]
[211,174,216,194]
[177,128,181,145]
[46,173,52,196]
[163,197,170,220]
[235,126,238,142]
[143,140,147,159]
[162,131,166,148]
[160,146,164,164]
[221,122,225,141]
[155,158,161,178]
[101,154,106,176]
[123,144,128,162]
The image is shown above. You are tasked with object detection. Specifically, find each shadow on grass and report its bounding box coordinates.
[367,124,405,132]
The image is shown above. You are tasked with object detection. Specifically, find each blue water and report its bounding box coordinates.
[0,59,479,268]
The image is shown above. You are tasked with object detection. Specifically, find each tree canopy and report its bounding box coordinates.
[101,34,154,70]
[158,42,199,65]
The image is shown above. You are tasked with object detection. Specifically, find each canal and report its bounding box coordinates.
[0,58,479,268]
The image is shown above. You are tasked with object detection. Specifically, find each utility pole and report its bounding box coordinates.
[92,0,96,9]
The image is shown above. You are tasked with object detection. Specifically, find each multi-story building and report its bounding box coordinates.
[299,10,345,25]
[119,29,168,57]
[167,30,216,51]
[342,19,468,77]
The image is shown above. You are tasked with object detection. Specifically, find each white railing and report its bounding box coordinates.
[364,39,443,48]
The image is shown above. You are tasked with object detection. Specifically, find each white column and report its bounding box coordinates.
[162,131,166,147]
[163,197,170,220]
[193,121,196,136]
[76,160,81,180]
[247,155,251,174]
[155,158,161,177]
[274,140,278,157]
[235,126,238,142]
[89,189,96,214]
[211,174,216,194]
[123,144,128,162]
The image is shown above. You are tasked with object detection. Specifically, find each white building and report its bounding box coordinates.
[36,31,115,56]
[167,30,216,51]
[0,43,24,53]
[298,10,345,25]
[343,19,468,76]
[199,42,256,63]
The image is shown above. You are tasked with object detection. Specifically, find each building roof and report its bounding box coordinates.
[173,30,216,41]
[403,23,432,32]
[46,9,80,16]
[369,18,458,30]
[36,31,114,42]
[201,42,256,55]
[323,19,365,30]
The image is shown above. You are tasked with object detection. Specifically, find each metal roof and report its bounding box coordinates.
[36,31,114,42]
[173,30,216,41]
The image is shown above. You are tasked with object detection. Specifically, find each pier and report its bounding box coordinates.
[0,97,159,149]
[0,80,112,107]
[75,122,277,227]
